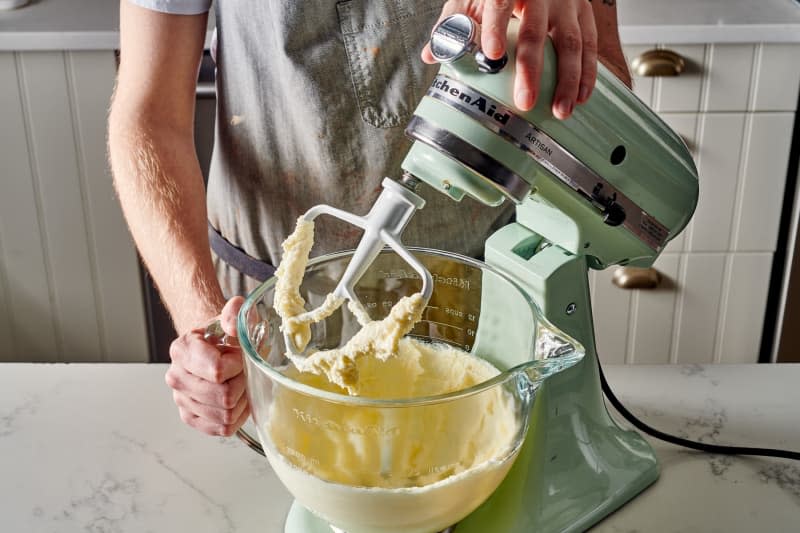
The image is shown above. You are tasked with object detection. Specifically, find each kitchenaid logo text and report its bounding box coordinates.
[430,76,558,161]
[431,77,510,125]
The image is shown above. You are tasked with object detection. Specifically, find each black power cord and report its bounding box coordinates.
[598,360,800,461]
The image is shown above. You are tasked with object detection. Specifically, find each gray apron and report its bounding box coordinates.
[208,0,515,297]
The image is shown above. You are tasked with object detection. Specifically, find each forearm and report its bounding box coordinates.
[108,113,224,333]
[590,0,632,87]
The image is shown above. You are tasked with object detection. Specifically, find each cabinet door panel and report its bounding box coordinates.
[716,253,772,363]
[0,52,59,362]
[18,51,102,362]
[673,253,725,364]
[0,51,149,363]
[688,113,746,252]
[733,113,794,252]
[628,254,681,364]
[654,45,705,112]
[703,44,755,112]
[752,44,800,112]
[592,268,631,365]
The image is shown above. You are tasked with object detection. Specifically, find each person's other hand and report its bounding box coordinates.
[422,0,599,119]
[165,296,249,436]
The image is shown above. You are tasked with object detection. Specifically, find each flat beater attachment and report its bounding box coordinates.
[284,177,433,354]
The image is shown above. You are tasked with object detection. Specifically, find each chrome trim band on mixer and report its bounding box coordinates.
[405,115,532,202]
[422,74,670,251]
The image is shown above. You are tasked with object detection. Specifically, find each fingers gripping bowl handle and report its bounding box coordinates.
[203,320,266,456]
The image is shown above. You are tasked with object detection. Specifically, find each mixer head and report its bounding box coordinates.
[402,14,699,269]
[286,14,698,352]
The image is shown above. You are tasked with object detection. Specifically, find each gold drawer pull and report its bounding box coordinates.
[612,267,662,290]
[631,49,685,77]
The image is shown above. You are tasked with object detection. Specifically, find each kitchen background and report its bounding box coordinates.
[0,0,798,365]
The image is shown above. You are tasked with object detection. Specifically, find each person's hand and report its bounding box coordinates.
[165,296,249,436]
[422,0,600,119]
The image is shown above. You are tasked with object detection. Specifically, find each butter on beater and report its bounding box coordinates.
[289,293,426,393]
[274,218,315,352]
[273,216,427,393]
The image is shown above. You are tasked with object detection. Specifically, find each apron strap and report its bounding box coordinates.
[208,222,276,282]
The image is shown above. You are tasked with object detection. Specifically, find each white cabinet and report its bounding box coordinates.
[592,43,800,365]
[0,50,148,362]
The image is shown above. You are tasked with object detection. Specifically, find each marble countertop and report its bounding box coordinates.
[0,0,799,50]
[0,362,798,532]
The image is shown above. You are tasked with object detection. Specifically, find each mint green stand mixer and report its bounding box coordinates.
[402,15,697,531]
[240,14,698,533]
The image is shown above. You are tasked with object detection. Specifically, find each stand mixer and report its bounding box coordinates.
[235,14,699,533]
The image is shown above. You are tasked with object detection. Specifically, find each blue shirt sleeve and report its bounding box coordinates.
[127,0,211,15]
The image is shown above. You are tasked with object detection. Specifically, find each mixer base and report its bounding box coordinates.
[283,501,332,533]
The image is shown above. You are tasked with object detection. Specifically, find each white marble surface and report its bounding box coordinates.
[0,0,799,50]
[0,362,798,532]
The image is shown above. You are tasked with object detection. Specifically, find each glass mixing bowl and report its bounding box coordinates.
[237,249,583,533]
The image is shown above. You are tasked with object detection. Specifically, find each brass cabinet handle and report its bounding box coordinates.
[612,267,662,290]
[631,49,685,77]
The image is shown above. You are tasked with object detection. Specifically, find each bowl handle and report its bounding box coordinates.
[235,428,265,456]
